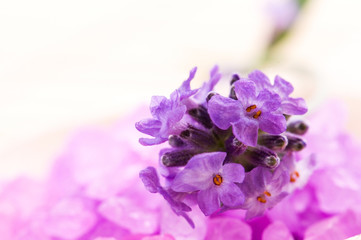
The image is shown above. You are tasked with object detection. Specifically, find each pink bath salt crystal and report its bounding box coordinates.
[94,238,117,240]
[98,196,160,235]
[142,234,175,240]
[205,217,252,240]
[262,221,293,240]
[160,204,207,240]
[304,211,361,240]
[56,129,155,200]
[45,197,96,239]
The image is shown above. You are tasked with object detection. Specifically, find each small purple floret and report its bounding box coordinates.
[171,152,245,216]
[208,79,286,146]
[247,70,308,115]
[136,68,199,146]
[239,166,288,219]
[139,167,195,228]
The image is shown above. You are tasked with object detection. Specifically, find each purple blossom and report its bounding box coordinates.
[171,152,245,216]
[139,167,195,228]
[208,79,286,146]
[274,152,316,193]
[239,166,288,220]
[247,70,307,115]
[135,68,198,146]
[135,96,187,146]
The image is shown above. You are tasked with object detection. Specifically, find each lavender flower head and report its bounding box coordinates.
[136,66,309,227]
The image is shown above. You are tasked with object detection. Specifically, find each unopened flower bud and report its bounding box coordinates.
[180,126,217,149]
[226,137,247,156]
[285,135,307,151]
[229,86,237,100]
[206,92,218,102]
[257,134,288,151]
[287,120,309,135]
[243,146,280,169]
[161,149,197,167]
[230,74,240,85]
[187,106,213,129]
[168,135,186,148]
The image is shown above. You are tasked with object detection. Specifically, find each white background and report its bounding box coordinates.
[1,0,361,179]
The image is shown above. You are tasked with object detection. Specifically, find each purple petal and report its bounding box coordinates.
[222,163,245,183]
[186,152,227,172]
[139,167,160,193]
[208,95,242,130]
[245,204,266,220]
[232,118,259,146]
[135,119,162,136]
[218,182,245,207]
[248,70,272,90]
[274,75,294,97]
[139,137,167,146]
[197,188,220,216]
[166,104,187,126]
[241,167,271,196]
[171,152,227,192]
[150,96,170,118]
[281,97,308,115]
[262,221,293,240]
[234,79,257,103]
[259,112,286,134]
[267,192,289,208]
[257,90,281,112]
[173,67,198,101]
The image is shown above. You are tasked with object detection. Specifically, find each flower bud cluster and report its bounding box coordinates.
[136,66,309,226]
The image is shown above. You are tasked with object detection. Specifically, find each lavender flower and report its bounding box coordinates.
[135,68,198,146]
[239,166,288,219]
[247,70,308,115]
[171,152,245,216]
[139,167,195,228]
[135,66,315,234]
[208,79,286,146]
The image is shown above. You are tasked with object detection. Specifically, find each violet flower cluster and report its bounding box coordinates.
[136,67,309,224]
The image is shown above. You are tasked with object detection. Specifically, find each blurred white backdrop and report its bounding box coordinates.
[1,0,361,179]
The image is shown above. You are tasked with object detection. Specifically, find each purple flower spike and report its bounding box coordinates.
[171,152,245,216]
[208,79,286,146]
[139,167,195,228]
[239,166,288,220]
